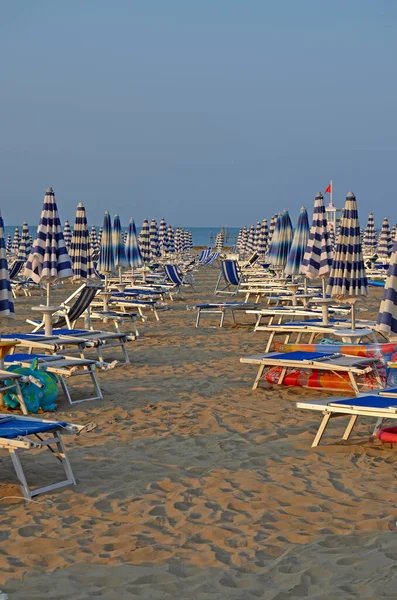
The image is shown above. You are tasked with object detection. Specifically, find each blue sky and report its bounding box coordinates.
[1,0,396,228]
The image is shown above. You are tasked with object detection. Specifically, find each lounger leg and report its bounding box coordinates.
[9,449,32,500]
[90,368,103,400]
[196,311,201,327]
[15,379,28,415]
[53,432,76,485]
[231,310,236,325]
[342,415,358,440]
[372,417,384,436]
[348,371,359,395]
[121,341,130,364]
[220,311,225,328]
[265,332,275,353]
[59,375,73,404]
[253,364,266,389]
[312,412,332,447]
[277,366,287,385]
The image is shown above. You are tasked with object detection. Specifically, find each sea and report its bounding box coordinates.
[4,226,240,248]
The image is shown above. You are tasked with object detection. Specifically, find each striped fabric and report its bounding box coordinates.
[174,228,184,254]
[166,225,175,253]
[25,187,73,283]
[221,260,240,285]
[326,192,367,297]
[113,215,129,269]
[376,231,397,335]
[97,212,115,274]
[159,218,167,253]
[254,221,261,251]
[215,231,224,250]
[139,219,151,263]
[126,219,144,268]
[6,233,12,254]
[164,264,183,285]
[240,226,249,254]
[63,220,72,250]
[0,212,15,318]
[98,226,103,248]
[257,218,269,256]
[267,214,278,248]
[377,217,392,259]
[90,226,100,261]
[327,222,335,250]
[267,210,293,267]
[69,203,96,280]
[11,227,20,255]
[247,225,256,253]
[185,229,193,250]
[300,192,333,279]
[285,206,309,276]
[149,219,161,260]
[16,222,31,262]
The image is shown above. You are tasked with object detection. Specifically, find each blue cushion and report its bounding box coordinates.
[331,396,397,409]
[0,417,68,439]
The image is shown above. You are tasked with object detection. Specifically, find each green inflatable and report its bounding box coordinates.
[4,359,59,413]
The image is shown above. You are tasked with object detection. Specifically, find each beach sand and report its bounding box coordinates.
[1,272,397,599]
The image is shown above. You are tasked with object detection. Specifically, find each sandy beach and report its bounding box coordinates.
[1,270,396,599]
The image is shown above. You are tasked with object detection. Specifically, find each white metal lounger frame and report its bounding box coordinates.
[240,353,383,395]
[0,414,87,499]
[0,371,28,414]
[296,396,397,447]
[195,303,257,328]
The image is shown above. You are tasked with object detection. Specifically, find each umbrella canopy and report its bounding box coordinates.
[166,225,175,253]
[126,219,144,269]
[0,212,15,319]
[247,225,256,253]
[327,222,335,250]
[16,222,31,262]
[25,187,73,285]
[267,210,293,267]
[112,215,129,269]
[174,228,183,254]
[69,203,96,280]
[63,220,72,250]
[267,214,278,248]
[326,192,367,326]
[186,229,193,250]
[215,231,224,250]
[139,219,151,263]
[98,226,103,247]
[376,231,397,336]
[159,218,167,252]
[97,211,115,274]
[377,217,392,259]
[300,192,333,280]
[6,234,12,254]
[149,219,161,260]
[11,227,20,255]
[238,225,248,254]
[90,226,100,261]
[254,221,262,251]
[257,219,269,256]
[285,207,309,276]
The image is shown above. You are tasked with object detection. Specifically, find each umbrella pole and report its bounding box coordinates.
[119,266,123,284]
[131,267,135,285]
[351,303,356,331]
[321,278,326,299]
[46,282,51,307]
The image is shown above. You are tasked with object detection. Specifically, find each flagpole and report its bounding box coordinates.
[330,179,333,206]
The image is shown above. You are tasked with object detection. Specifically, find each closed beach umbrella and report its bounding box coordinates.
[185,229,193,251]
[149,219,161,260]
[376,231,397,336]
[377,217,392,260]
[25,187,73,332]
[6,233,12,254]
[126,219,144,282]
[300,192,333,291]
[247,225,256,253]
[159,218,167,252]
[69,203,95,280]
[139,219,151,263]
[257,219,269,257]
[285,206,309,276]
[0,212,15,320]
[267,210,293,267]
[254,221,262,251]
[240,225,249,254]
[327,222,335,250]
[11,227,20,255]
[16,222,31,262]
[112,215,129,280]
[98,226,103,248]
[97,211,115,284]
[174,228,183,254]
[90,226,100,261]
[268,214,278,248]
[166,225,175,253]
[63,220,72,250]
[326,192,367,329]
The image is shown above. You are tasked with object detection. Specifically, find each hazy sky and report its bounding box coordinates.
[1,0,396,228]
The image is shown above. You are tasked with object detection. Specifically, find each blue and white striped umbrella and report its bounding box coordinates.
[166,225,175,253]
[112,214,129,271]
[267,210,293,267]
[174,227,183,254]
[254,221,261,251]
[16,222,31,262]
[90,226,100,262]
[149,219,161,260]
[25,187,73,306]
[139,219,151,263]
[327,222,335,250]
[63,220,72,251]
[376,230,397,336]
[238,225,248,254]
[247,225,256,253]
[11,227,20,255]
[6,234,12,254]
[257,219,269,256]
[186,229,193,250]
[126,219,144,269]
[392,224,397,242]
[97,211,115,275]
[159,218,167,252]
[0,212,15,319]
[236,227,244,252]
[300,192,333,280]
[267,214,278,248]
[377,217,392,259]
[69,203,96,280]
[97,226,103,249]
[123,230,127,246]
[285,206,309,276]
[326,192,367,317]
[215,231,224,250]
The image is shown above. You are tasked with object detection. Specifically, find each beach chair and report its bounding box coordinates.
[4,353,104,405]
[296,391,397,447]
[198,248,212,264]
[163,264,195,299]
[240,350,383,394]
[0,413,93,499]
[193,302,258,327]
[214,260,241,296]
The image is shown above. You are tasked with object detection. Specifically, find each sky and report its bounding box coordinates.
[1,0,396,228]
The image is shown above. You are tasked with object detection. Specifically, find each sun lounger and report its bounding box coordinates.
[0,413,94,498]
[296,392,397,447]
[193,302,258,327]
[240,350,383,394]
[4,353,104,405]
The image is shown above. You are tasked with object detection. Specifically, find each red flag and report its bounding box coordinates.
[324,183,332,194]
